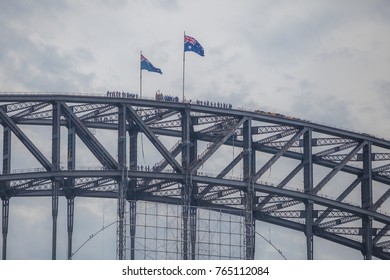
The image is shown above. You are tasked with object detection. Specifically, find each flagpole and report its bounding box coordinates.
[140,50,143,99]
[182,31,186,102]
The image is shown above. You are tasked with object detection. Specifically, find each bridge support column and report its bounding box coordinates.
[181,109,197,259]
[1,199,9,260]
[66,121,76,260]
[67,197,74,260]
[51,182,59,260]
[117,105,127,260]
[303,129,314,260]
[2,126,11,260]
[362,142,373,259]
[189,140,197,260]
[51,102,61,260]
[243,119,255,260]
[128,125,138,260]
[181,109,190,260]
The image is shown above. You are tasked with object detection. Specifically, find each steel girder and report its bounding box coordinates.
[0,94,390,260]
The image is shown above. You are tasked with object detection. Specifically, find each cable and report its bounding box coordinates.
[255,231,287,260]
[69,220,117,260]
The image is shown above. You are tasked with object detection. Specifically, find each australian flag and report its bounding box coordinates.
[141,54,162,74]
[184,35,204,57]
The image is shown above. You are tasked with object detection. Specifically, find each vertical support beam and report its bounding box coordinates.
[51,102,61,260]
[1,126,11,260]
[180,109,198,259]
[181,108,191,260]
[243,119,255,259]
[129,201,136,260]
[66,115,76,260]
[117,105,127,260]
[67,197,74,260]
[2,126,11,176]
[1,199,9,260]
[189,139,197,260]
[303,129,314,260]
[128,124,138,260]
[67,115,76,171]
[361,142,373,259]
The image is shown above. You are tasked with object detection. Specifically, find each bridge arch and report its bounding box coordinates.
[0,93,389,259]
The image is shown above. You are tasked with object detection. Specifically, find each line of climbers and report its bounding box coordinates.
[106,90,233,110]
[155,90,179,102]
[107,91,138,98]
[194,99,232,109]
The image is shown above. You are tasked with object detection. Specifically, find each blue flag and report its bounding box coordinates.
[141,54,162,74]
[184,35,204,57]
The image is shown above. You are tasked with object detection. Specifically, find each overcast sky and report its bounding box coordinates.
[1,0,390,260]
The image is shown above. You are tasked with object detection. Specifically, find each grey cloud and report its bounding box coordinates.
[291,92,354,129]
[374,80,390,118]
[0,0,68,20]
[0,16,96,91]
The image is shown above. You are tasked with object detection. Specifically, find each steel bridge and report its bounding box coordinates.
[0,93,390,260]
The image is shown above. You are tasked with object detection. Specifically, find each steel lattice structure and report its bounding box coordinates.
[1,93,390,260]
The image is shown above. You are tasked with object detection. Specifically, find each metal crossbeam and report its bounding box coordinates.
[257,137,355,148]
[79,104,115,121]
[250,125,295,135]
[264,210,355,219]
[314,142,357,157]
[323,227,374,236]
[11,103,50,119]
[257,129,299,145]
[373,163,390,173]
[3,102,42,113]
[321,153,390,162]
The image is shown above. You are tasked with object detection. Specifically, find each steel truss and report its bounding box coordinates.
[0,93,389,260]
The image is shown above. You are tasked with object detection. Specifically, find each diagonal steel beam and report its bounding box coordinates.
[61,103,118,170]
[255,162,304,210]
[196,151,245,199]
[253,128,307,182]
[0,107,53,171]
[373,224,390,244]
[373,189,390,211]
[126,105,183,173]
[189,117,247,172]
[314,177,361,225]
[313,142,365,194]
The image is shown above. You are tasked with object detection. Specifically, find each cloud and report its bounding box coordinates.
[0,11,96,91]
